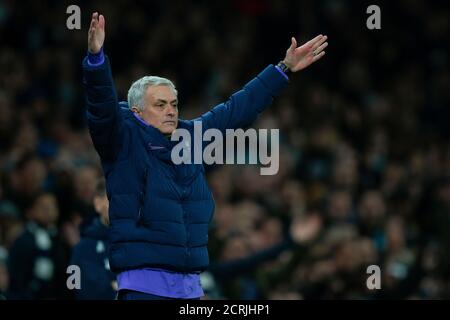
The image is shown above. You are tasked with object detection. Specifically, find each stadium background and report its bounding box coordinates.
[0,0,450,299]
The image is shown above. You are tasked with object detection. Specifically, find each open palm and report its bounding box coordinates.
[290,214,322,244]
[283,35,328,72]
[88,12,105,54]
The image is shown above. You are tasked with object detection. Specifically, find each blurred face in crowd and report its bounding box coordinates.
[15,158,47,195]
[0,93,12,131]
[207,168,233,204]
[0,262,9,293]
[359,191,386,227]
[94,194,109,226]
[333,158,358,189]
[335,241,359,272]
[258,218,283,247]
[15,123,39,154]
[132,85,178,135]
[328,190,352,223]
[335,239,376,272]
[235,200,266,233]
[0,216,23,249]
[214,205,235,238]
[75,166,98,205]
[437,182,450,207]
[386,216,405,253]
[221,234,250,261]
[28,193,59,227]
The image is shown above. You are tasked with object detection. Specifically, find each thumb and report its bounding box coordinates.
[290,37,297,50]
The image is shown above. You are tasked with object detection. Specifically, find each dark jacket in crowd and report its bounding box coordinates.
[70,218,116,300]
[7,222,70,299]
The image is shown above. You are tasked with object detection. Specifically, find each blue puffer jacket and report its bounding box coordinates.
[82,56,288,273]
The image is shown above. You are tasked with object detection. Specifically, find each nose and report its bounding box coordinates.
[167,105,177,117]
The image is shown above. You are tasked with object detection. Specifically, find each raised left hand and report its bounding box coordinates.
[283,35,328,72]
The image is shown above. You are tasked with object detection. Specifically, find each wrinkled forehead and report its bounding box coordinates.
[145,85,178,103]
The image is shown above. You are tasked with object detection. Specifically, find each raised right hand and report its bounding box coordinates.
[88,12,105,54]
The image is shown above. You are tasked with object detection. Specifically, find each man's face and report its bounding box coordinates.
[133,85,178,135]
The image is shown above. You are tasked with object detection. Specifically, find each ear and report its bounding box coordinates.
[131,106,141,114]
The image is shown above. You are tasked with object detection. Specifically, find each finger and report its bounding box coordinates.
[99,14,105,29]
[311,35,327,51]
[312,51,325,62]
[89,15,96,29]
[89,25,96,36]
[313,42,328,55]
[92,12,99,25]
[90,14,98,30]
[289,37,297,50]
[305,34,323,48]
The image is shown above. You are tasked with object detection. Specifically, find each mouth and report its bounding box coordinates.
[164,121,176,126]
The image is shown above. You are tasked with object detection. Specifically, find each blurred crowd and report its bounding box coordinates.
[1,0,450,299]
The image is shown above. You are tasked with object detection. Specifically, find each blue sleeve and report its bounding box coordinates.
[194,64,289,133]
[82,55,124,163]
[87,48,105,67]
[209,237,294,280]
[275,65,290,81]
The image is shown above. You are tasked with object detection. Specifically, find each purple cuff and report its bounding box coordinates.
[87,47,105,67]
[275,65,289,81]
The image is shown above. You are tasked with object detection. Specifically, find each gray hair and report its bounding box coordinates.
[127,76,177,111]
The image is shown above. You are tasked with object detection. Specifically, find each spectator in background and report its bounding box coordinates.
[71,165,100,232]
[0,200,23,251]
[7,193,70,299]
[70,179,117,300]
[205,212,322,299]
[0,247,8,300]
[5,154,47,214]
